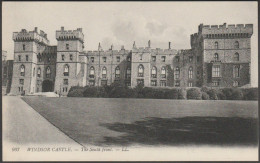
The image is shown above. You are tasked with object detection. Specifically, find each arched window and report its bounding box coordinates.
[37,68,41,77]
[126,67,131,79]
[89,66,95,78]
[188,67,193,79]
[151,66,157,78]
[161,67,166,78]
[102,67,107,78]
[138,64,144,77]
[175,67,180,79]
[115,66,120,78]
[214,53,219,61]
[64,64,69,76]
[215,41,218,49]
[234,65,240,78]
[235,41,239,49]
[20,65,25,76]
[46,67,51,78]
[234,53,239,61]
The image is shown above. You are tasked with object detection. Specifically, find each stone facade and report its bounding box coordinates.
[9,23,253,95]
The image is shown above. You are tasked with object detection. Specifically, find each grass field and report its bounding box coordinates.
[22,97,258,147]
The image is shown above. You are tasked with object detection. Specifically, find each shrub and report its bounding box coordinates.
[154,89,165,99]
[83,86,98,97]
[207,89,218,100]
[242,88,258,101]
[187,88,202,100]
[201,86,210,93]
[231,88,244,100]
[221,88,234,100]
[202,92,210,100]
[164,89,179,99]
[67,86,85,97]
[217,90,226,100]
[178,88,186,99]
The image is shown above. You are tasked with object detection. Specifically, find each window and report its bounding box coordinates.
[23,44,25,51]
[161,56,166,62]
[188,82,193,87]
[235,41,239,49]
[116,56,120,62]
[126,67,131,79]
[152,56,156,62]
[188,67,193,79]
[38,56,42,62]
[233,81,239,87]
[175,81,180,87]
[137,79,144,85]
[89,66,95,78]
[176,56,180,62]
[63,79,68,85]
[215,41,218,49]
[91,57,94,63]
[197,56,200,62]
[212,81,220,86]
[139,54,143,60]
[102,67,107,78]
[62,55,65,61]
[19,86,23,92]
[151,80,157,86]
[234,53,239,61]
[89,80,95,86]
[138,65,144,77]
[214,53,219,61]
[37,68,41,77]
[127,56,131,62]
[151,66,157,78]
[48,57,51,62]
[161,67,166,78]
[63,87,68,92]
[101,80,107,86]
[160,80,166,87]
[19,79,24,85]
[189,56,193,62]
[18,55,21,61]
[234,65,240,78]
[103,57,106,63]
[26,55,29,61]
[70,54,73,61]
[33,68,35,77]
[115,66,120,78]
[125,82,131,87]
[46,67,51,78]
[212,65,220,77]
[64,65,69,76]
[66,44,69,50]
[175,67,180,79]
[20,65,25,76]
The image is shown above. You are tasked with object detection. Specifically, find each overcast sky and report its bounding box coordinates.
[2,2,258,86]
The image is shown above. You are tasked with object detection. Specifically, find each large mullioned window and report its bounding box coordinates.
[234,65,240,78]
[89,66,95,78]
[161,67,166,78]
[20,65,25,76]
[64,64,69,76]
[46,67,51,78]
[115,66,120,78]
[188,67,193,79]
[138,65,144,77]
[151,66,157,78]
[102,67,107,78]
[37,68,41,77]
[175,67,180,79]
[212,65,220,77]
[126,67,131,79]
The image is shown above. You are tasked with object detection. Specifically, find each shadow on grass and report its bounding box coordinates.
[100,117,258,146]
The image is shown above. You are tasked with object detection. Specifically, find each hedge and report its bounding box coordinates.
[67,84,258,101]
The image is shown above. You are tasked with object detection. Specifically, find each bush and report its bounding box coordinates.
[164,89,179,99]
[83,86,99,97]
[217,90,226,100]
[221,88,234,100]
[187,88,202,100]
[201,86,210,93]
[67,86,85,97]
[202,92,210,100]
[231,88,244,100]
[242,88,258,101]
[207,89,218,100]
[178,88,186,99]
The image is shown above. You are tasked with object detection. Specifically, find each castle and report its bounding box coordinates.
[9,23,253,96]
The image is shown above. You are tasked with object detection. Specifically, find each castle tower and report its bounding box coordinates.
[54,27,85,95]
[10,28,50,95]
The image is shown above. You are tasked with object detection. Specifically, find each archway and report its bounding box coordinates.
[42,80,54,92]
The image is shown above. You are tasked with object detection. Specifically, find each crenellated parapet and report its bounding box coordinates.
[56,27,84,43]
[86,49,131,56]
[201,23,253,38]
[13,27,50,45]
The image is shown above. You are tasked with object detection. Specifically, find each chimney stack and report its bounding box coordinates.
[111,44,113,50]
[61,26,64,31]
[121,45,125,50]
[98,42,102,51]
[148,40,151,48]
[169,42,171,49]
[34,27,38,33]
[133,41,136,48]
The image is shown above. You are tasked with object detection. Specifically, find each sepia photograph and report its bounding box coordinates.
[2,1,258,161]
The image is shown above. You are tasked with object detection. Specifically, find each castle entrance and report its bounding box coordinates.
[42,80,54,92]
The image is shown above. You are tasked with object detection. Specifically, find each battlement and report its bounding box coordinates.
[200,23,253,35]
[86,49,131,56]
[56,27,84,43]
[13,27,50,45]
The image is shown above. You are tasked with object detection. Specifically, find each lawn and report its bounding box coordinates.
[22,97,258,147]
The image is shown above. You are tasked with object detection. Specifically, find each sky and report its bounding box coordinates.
[2,2,258,86]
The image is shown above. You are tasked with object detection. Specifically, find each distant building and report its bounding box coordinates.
[9,23,253,95]
[2,51,13,94]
